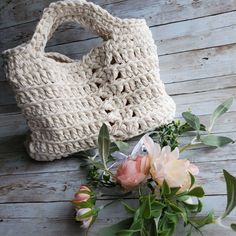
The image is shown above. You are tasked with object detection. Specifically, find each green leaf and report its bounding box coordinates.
[141,195,151,219]
[122,201,136,214]
[209,97,234,131]
[73,199,94,208]
[98,123,111,168]
[177,195,189,202]
[161,180,171,196]
[197,200,203,212]
[182,112,200,131]
[231,224,236,231]
[165,212,179,224]
[114,141,129,151]
[170,187,181,196]
[151,201,165,217]
[117,229,140,236]
[222,169,236,218]
[153,217,160,235]
[179,123,206,134]
[99,218,133,236]
[130,219,143,231]
[189,172,195,189]
[201,135,234,147]
[168,202,183,213]
[189,212,214,228]
[188,186,205,198]
[183,199,202,213]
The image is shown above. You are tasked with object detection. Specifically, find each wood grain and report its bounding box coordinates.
[0,198,235,236]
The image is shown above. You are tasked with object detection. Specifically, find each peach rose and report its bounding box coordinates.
[115,155,150,189]
[143,135,199,192]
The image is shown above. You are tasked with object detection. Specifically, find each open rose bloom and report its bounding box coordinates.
[114,134,199,192]
[115,155,150,189]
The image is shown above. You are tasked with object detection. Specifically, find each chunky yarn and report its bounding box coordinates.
[3,0,176,161]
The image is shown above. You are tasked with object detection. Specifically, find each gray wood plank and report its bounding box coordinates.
[0,133,235,176]
[0,217,235,236]
[0,154,236,203]
[1,0,236,30]
[0,197,235,236]
[0,0,122,29]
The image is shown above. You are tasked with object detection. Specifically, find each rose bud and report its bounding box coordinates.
[76,207,94,229]
[72,185,92,205]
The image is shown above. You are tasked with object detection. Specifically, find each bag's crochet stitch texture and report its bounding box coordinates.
[3,0,176,161]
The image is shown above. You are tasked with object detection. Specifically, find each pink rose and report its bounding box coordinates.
[76,208,93,229]
[115,155,150,189]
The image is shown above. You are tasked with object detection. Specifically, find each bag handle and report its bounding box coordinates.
[29,0,121,52]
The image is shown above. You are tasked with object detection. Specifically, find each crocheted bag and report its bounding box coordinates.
[3,0,176,161]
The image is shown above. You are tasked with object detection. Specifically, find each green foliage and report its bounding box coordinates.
[179,97,234,151]
[231,224,236,231]
[209,97,234,131]
[222,170,236,218]
[99,218,133,235]
[201,135,234,147]
[101,176,209,236]
[85,123,129,187]
[98,123,111,169]
[189,212,214,228]
[188,187,205,198]
[151,121,182,150]
[81,99,235,235]
[182,112,200,131]
[161,180,171,196]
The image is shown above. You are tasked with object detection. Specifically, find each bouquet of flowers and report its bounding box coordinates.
[71,98,236,236]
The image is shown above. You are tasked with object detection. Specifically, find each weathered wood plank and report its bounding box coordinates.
[0,134,235,176]
[1,0,236,30]
[154,10,236,55]
[1,196,235,219]
[0,217,235,236]
[0,197,235,236]
[166,74,236,95]
[0,156,235,203]
[0,0,122,29]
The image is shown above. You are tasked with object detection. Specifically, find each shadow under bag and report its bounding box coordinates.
[2,0,176,161]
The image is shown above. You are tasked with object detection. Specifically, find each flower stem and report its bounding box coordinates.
[179,137,202,153]
[179,143,193,153]
[99,199,120,211]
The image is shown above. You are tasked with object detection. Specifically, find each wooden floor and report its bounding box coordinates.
[0,0,236,235]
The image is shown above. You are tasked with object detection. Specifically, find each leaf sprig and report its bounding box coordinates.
[180,98,234,151]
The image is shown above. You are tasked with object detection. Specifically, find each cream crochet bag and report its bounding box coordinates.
[3,0,176,161]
